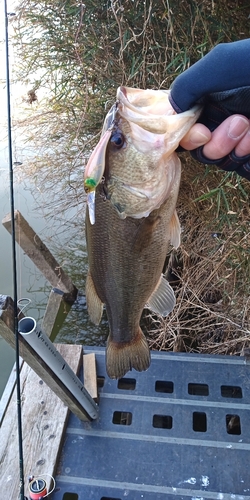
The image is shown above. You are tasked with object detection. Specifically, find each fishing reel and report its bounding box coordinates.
[28,476,47,499]
[27,474,56,499]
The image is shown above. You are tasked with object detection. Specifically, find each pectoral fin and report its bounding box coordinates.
[85,271,104,325]
[146,274,176,317]
[169,210,181,248]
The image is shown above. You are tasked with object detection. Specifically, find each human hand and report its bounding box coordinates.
[169,39,250,180]
[180,115,250,159]
[178,114,250,180]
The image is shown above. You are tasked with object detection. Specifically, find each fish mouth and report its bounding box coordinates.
[117,86,173,118]
[116,86,202,135]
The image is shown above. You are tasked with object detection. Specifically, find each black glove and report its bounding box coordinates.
[169,39,250,180]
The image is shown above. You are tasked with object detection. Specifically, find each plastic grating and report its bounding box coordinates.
[51,347,250,500]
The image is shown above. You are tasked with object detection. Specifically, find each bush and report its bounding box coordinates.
[11,0,250,352]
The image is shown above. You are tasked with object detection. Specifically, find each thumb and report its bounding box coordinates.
[179,123,211,150]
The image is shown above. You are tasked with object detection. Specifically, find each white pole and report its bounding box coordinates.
[18,317,98,420]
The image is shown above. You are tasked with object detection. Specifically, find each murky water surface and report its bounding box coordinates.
[0,133,108,398]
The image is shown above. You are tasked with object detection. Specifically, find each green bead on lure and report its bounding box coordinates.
[84,178,97,193]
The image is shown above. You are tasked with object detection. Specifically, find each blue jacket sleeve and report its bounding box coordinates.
[169,39,250,113]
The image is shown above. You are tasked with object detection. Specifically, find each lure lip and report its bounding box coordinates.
[87,191,96,225]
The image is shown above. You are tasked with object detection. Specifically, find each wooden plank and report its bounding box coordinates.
[0,294,24,330]
[0,296,25,424]
[83,353,98,402]
[41,288,72,340]
[2,210,77,302]
[0,344,82,499]
[0,357,23,426]
[0,296,93,422]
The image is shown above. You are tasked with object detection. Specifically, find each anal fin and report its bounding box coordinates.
[146,274,176,317]
[85,271,104,325]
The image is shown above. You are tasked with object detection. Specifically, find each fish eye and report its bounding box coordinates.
[110,132,125,149]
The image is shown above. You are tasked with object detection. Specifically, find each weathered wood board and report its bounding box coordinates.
[41,287,71,340]
[2,210,77,302]
[83,352,98,402]
[0,357,23,426]
[0,344,82,499]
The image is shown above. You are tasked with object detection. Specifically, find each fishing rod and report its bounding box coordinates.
[3,1,25,498]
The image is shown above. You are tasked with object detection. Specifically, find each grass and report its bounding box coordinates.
[146,158,250,356]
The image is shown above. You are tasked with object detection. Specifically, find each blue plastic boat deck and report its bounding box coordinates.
[51,347,250,500]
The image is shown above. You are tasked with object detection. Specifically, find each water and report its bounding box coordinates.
[0,116,108,400]
[0,12,108,400]
[0,145,109,398]
[0,146,51,396]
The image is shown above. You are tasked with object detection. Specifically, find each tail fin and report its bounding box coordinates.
[106,328,150,379]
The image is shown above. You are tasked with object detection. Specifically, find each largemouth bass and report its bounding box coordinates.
[85,87,200,379]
